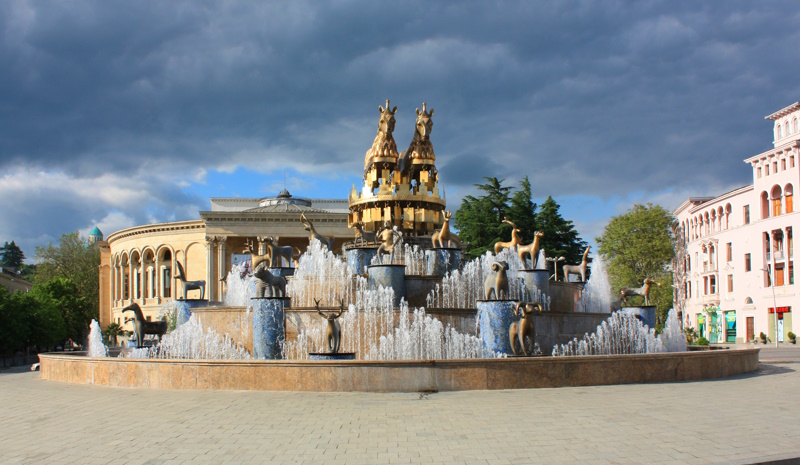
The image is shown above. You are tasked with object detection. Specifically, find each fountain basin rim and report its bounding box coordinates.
[366,264,407,269]
[38,347,758,392]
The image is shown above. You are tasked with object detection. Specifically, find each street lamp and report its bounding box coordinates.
[761,266,779,348]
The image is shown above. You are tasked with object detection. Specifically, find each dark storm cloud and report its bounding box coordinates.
[2,0,800,255]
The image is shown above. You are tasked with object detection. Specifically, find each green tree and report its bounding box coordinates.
[0,287,30,354]
[535,196,588,266]
[24,289,66,350]
[505,176,537,243]
[1,240,25,269]
[596,203,676,325]
[454,177,513,258]
[33,278,90,343]
[34,232,100,323]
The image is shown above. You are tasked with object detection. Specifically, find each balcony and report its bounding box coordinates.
[774,250,785,261]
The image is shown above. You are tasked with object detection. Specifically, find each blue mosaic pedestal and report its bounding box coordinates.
[367,264,406,307]
[268,267,295,279]
[477,299,518,355]
[346,247,378,275]
[619,306,657,328]
[518,269,550,302]
[170,301,193,328]
[308,352,356,361]
[425,248,462,276]
[251,297,288,359]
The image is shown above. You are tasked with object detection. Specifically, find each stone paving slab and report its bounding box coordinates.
[2,361,800,464]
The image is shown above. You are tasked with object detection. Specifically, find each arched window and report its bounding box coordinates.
[794,119,798,133]
[744,297,753,305]
[704,212,710,235]
[772,185,783,216]
[786,121,790,136]
[761,191,770,219]
[785,183,794,213]
[724,203,732,229]
[778,125,782,139]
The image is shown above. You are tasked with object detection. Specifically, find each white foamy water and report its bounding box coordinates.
[87,319,108,357]
[577,255,613,313]
[123,314,250,360]
[425,247,549,310]
[552,308,686,356]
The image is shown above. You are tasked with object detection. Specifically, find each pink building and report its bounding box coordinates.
[674,101,799,344]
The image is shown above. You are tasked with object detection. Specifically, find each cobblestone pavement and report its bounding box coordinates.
[2,355,800,465]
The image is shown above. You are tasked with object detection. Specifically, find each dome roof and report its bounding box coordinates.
[89,226,103,237]
[247,190,324,213]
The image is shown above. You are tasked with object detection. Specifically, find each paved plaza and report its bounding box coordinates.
[2,346,800,465]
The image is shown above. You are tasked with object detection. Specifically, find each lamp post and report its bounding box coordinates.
[761,266,779,348]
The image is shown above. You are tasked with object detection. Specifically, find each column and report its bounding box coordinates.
[218,236,227,300]
[206,237,216,301]
[154,254,161,302]
[139,258,145,302]
[128,259,134,303]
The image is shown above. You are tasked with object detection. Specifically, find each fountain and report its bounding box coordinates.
[39,100,758,391]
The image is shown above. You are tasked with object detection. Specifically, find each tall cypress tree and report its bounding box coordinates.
[535,196,588,266]
[1,241,25,269]
[505,176,537,243]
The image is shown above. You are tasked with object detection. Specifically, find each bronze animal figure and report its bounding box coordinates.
[620,278,661,306]
[175,261,205,300]
[510,302,541,356]
[364,100,399,174]
[315,299,346,354]
[397,102,435,175]
[122,303,167,348]
[563,246,591,282]
[494,218,523,255]
[353,222,377,247]
[263,236,298,268]
[484,261,510,300]
[432,211,461,248]
[518,231,544,270]
[300,213,335,251]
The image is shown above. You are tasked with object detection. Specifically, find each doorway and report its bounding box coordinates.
[746,317,754,342]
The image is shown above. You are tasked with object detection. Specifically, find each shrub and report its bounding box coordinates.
[760,332,767,342]
[789,331,796,341]
[696,336,709,346]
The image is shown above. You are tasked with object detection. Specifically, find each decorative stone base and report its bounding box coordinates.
[251,298,289,359]
[425,248,461,276]
[346,247,378,275]
[39,348,760,392]
[476,299,517,355]
[367,264,406,307]
[518,269,550,302]
[619,306,657,328]
[308,352,356,361]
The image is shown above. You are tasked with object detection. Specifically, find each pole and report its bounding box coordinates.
[763,266,779,348]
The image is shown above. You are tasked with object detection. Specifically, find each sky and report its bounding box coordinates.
[2,0,800,262]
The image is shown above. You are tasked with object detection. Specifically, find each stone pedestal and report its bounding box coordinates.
[519,269,550,302]
[308,352,356,361]
[251,297,288,359]
[425,248,461,276]
[619,306,657,328]
[477,299,517,355]
[346,247,378,275]
[367,264,406,307]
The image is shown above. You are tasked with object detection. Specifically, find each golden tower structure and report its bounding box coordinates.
[348,100,446,239]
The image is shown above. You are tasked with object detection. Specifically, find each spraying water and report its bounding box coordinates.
[578,255,613,313]
[124,314,251,360]
[87,319,108,357]
[553,308,685,356]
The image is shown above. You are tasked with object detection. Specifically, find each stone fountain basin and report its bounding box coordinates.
[38,347,758,392]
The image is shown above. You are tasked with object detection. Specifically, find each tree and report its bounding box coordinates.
[1,241,25,269]
[535,196,588,266]
[454,177,513,258]
[34,232,100,323]
[505,176,537,243]
[0,286,65,354]
[0,287,29,354]
[596,203,676,325]
[33,278,89,343]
